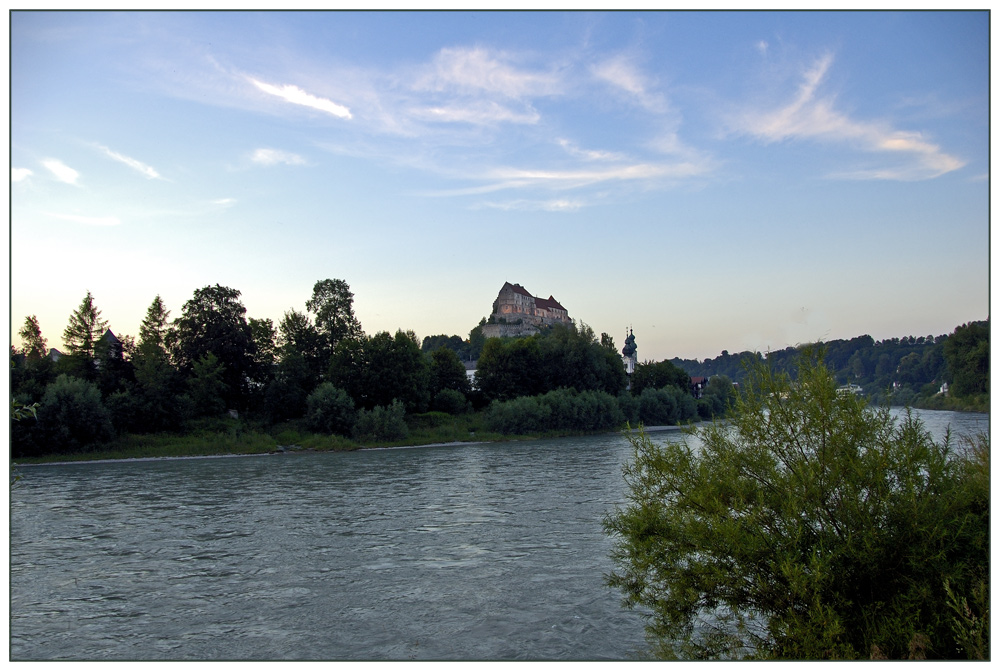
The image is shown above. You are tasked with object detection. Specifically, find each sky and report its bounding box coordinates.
[9,10,991,363]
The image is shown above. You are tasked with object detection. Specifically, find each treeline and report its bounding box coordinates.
[10,281,737,458]
[671,320,989,410]
[11,280,478,458]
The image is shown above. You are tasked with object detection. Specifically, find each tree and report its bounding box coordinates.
[138,295,171,357]
[172,285,255,409]
[305,278,363,358]
[62,291,109,360]
[248,317,277,383]
[605,353,989,659]
[629,359,690,397]
[428,347,471,397]
[305,382,357,435]
[942,320,989,397]
[28,375,114,455]
[277,309,325,384]
[18,315,47,359]
[187,352,227,417]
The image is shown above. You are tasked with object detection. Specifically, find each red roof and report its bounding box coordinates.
[535,295,565,311]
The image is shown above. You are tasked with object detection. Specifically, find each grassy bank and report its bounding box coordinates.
[11,411,564,465]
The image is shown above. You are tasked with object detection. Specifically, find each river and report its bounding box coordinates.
[9,409,988,661]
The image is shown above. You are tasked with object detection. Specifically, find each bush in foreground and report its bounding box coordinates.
[604,353,989,659]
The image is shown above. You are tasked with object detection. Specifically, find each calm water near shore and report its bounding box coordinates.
[10,409,988,660]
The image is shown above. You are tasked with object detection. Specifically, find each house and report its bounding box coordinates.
[690,376,710,399]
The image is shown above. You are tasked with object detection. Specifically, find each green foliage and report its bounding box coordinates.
[630,359,691,396]
[699,374,737,418]
[329,330,430,413]
[483,388,625,435]
[605,354,990,659]
[18,315,48,359]
[305,278,364,356]
[429,346,471,397]
[62,290,109,360]
[432,388,469,415]
[188,352,228,417]
[263,351,315,423]
[475,323,626,403]
[305,382,357,436]
[637,386,697,426]
[352,400,409,442]
[942,320,989,397]
[138,295,172,357]
[172,285,255,408]
[23,375,114,456]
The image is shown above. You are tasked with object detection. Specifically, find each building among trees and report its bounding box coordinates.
[482,282,571,338]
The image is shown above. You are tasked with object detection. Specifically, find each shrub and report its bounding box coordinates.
[431,388,468,415]
[305,383,357,436]
[352,400,408,442]
[29,375,114,455]
[605,354,990,659]
[483,396,550,435]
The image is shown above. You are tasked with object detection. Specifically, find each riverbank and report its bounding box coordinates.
[12,421,693,467]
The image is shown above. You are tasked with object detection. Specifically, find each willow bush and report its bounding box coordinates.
[604,353,989,659]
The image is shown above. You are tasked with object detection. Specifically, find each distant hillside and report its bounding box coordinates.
[670,320,988,410]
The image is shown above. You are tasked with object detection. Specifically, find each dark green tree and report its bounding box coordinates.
[429,346,471,397]
[943,321,989,397]
[629,359,691,396]
[172,285,255,409]
[278,309,325,384]
[61,291,109,378]
[138,295,172,357]
[27,375,114,456]
[305,382,357,435]
[187,352,228,417]
[305,278,363,359]
[605,354,989,659]
[18,315,47,359]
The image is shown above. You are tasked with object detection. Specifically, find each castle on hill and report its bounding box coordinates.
[481,282,572,338]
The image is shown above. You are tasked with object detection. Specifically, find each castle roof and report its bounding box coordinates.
[535,295,565,311]
[503,282,534,298]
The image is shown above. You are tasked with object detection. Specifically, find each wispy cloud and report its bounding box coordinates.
[590,54,668,113]
[212,198,236,207]
[415,46,561,99]
[251,148,307,166]
[734,53,965,180]
[11,168,33,182]
[477,198,585,212]
[42,159,79,185]
[46,212,120,226]
[250,78,352,119]
[484,160,709,190]
[409,100,539,126]
[96,144,163,179]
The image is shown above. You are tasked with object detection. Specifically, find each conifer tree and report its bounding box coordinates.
[18,315,47,359]
[62,291,109,359]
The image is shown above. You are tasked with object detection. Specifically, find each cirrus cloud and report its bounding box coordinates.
[251,148,307,166]
[42,159,79,185]
[96,144,163,179]
[250,77,352,119]
[733,53,965,180]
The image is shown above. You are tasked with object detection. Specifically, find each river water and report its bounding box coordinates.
[9,409,989,661]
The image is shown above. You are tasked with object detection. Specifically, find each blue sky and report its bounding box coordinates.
[10,10,990,362]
